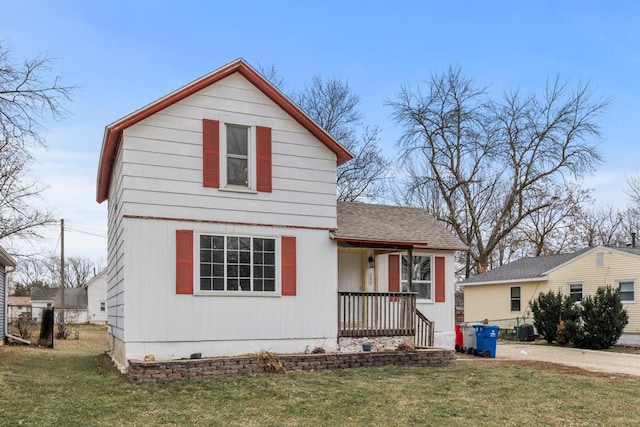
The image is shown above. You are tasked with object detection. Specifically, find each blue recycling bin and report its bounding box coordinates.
[474,324,500,358]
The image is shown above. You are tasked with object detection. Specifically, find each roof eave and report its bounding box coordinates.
[96,59,353,203]
[461,276,548,286]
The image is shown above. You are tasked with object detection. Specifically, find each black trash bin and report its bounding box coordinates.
[519,323,535,341]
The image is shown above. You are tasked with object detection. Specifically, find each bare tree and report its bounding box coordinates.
[292,76,390,201]
[0,42,73,241]
[577,205,626,247]
[65,256,96,287]
[257,65,390,202]
[390,67,608,276]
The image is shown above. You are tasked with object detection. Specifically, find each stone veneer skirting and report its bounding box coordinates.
[126,348,456,383]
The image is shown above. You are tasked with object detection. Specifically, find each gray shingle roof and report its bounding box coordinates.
[334,202,467,250]
[30,287,88,309]
[461,245,640,285]
[461,248,593,284]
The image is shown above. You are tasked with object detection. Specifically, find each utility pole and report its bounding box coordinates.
[60,218,65,336]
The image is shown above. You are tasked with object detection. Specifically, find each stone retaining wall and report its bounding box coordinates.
[126,348,456,383]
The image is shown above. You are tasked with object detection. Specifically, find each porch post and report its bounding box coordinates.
[407,247,413,293]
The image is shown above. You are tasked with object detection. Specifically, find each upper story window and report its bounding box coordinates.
[100,301,106,312]
[568,282,583,302]
[510,286,521,311]
[596,252,604,267]
[225,124,250,187]
[617,280,635,303]
[401,255,432,300]
[202,119,272,193]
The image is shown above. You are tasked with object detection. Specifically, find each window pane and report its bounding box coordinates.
[254,252,263,264]
[240,279,251,291]
[200,249,211,263]
[213,264,224,277]
[264,265,275,279]
[239,251,251,264]
[416,283,431,299]
[239,237,251,250]
[264,239,275,252]
[213,250,224,263]
[227,265,238,278]
[253,239,264,251]
[511,287,521,298]
[200,278,212,291]
[264,252,275,265]
[227,250,238,263]
[213,278,224,291]
[227,157,248,186]
[227,125,248,155]
[511,300,521,311]
[227,279,239,291]
[227,237,238,250]
[402,255,431,281]
[200,235,212,247]
[239,265,251,278]
[264,279,275,292]
[254,265,263,279]
[200,264,211,277]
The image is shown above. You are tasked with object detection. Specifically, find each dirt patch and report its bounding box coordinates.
[461,358,637,379]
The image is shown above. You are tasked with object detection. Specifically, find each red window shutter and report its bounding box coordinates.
[435,256,445,302]
[388,254,400,293]
[202,119,220,188]
[281,236,296,296]
[256,126,272,192]
[176,230,194,294]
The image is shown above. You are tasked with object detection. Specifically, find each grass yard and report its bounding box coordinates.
[1,325,639,426]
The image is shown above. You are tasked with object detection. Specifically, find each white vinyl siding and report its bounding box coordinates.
[120,217,338,360]
[118,73,338,229]
[0,266,5,340]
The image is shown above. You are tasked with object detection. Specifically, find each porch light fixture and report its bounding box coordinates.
[368,256,375,269]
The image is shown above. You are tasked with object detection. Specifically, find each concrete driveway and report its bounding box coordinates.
[486,342,640,377]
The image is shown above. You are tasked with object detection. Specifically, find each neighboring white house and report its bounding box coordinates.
[96,59,466,370]
[30,287,89,324]
[87,269,107,324]
[1,246,17,344]
[7,296,32,322]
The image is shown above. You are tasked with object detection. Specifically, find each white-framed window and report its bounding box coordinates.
[401,255,431,300]
[567,282,583,302]
[100,301,106,312]
[596,252,604,267]
[225,124,251,188]
[617,280,635,303]
[510,286,521,312]
[198,234,277,293]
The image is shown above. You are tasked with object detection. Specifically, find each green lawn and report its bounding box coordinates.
[1,325,638,426]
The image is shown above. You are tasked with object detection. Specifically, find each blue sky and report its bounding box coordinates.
[3,0,639,262]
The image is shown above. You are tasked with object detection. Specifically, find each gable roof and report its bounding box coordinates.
[461,245,640,285]
[96,58,353,203]
[332,202,467,250]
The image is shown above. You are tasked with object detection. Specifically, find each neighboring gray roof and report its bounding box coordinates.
[333,202,467,250]
[30,287,88,309]
[461,248,593,285]
[461,245,640,285]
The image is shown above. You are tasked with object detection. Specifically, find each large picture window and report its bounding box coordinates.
[402,255,431,300]
[199,234,276,293]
